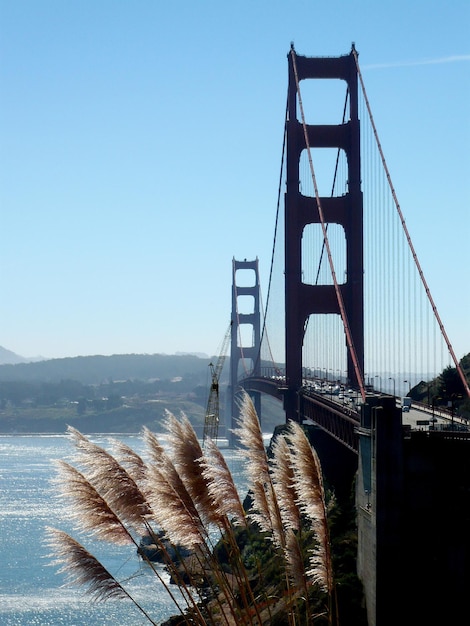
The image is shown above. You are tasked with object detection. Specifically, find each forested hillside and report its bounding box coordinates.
[0,353,217,384]
[0,353,285,435]
[0,354,217,434]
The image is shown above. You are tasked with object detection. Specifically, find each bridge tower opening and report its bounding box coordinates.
[229,258,261,442]
[284,46,364,421]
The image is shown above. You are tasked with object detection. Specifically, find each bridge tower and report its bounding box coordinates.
[229,258,261,439]
[284,46,364,421]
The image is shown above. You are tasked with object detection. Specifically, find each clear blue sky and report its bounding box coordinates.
[1,0,469,361]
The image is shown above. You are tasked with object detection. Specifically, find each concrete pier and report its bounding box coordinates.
[356,396,470,625]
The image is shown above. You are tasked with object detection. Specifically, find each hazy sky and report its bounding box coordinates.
[1,0,469,361]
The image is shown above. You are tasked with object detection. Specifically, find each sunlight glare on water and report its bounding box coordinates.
[0,433,254,626]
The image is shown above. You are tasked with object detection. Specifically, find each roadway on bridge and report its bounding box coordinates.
[308,381,468,433]
[402,403,468,432]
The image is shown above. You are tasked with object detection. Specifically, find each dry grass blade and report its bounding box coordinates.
[66,426,151,529]
[142,426,167,466]
[154,421,263,624]
[45,528,160,625]
[270,434,301,533]
[284,527,308,594]
[52,460,134,545]
[145,457,206,550]
[247,479,276,535]
[232,392,269,472]
[163,412,220,525]
[232,392,275,531]
[45,527,130,602]
[198,437,247,526]
[306,527,332,593]
[110,437,148,484]
[287,421,333,593]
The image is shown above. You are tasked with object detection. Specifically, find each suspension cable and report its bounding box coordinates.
[256,91,289,375]
[290,50,367,401]
[352,48,470,398]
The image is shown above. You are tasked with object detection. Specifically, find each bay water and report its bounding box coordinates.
[0,433,252,625]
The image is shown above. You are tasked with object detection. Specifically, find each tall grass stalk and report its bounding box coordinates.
[234,393,308,626]
[46,392,335,624]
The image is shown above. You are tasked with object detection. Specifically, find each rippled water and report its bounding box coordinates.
[0,433,252,625]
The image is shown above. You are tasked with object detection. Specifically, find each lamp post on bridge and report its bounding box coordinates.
[432,396,436,428]
[404,379,411,395]
[375,375,382,393]
[448,394,462,432]
[431,395,441,430]
[337,369,345,386]
[389,377,396,397]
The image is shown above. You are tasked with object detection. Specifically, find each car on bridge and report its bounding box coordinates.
[402,397,412,413]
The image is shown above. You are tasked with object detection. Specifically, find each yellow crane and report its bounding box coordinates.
[202,321,232,447]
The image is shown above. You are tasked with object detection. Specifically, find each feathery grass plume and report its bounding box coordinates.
[284,527,309,596]
[198,437,247,526]
[140,426,229,616]
[145,453,207,550]
[159,417,267,625]
[142,425,168,465]
[45,528,159,624]
[66,426,151,531]
[58,435,176,593]
[45,527,130,601]
[52,460,134,545]
[233,392,286,549]
[52,425,266,626]
[287,421,333,594]
[270,434,301,533]
[109,437,148,484]
[199,436,274,626]
[46,525,204,626]
[233,392,269,471]
[143,427,251,626]
[164,411,222,527]
[52,448,211,624]
[271,432,320,621]
[233,394,301,624]
[232,392,272,526]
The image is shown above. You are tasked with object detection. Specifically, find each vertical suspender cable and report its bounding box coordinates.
[352,49,470,398]
[259,92,289,374]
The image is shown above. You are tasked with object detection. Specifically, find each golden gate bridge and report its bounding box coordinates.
[228,44,468,425]
[218,45,470,625]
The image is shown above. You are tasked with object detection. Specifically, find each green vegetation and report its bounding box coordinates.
[410,352,470,420]
[0,377,207,434]
[0,353,284,434]
[0,353,215,384]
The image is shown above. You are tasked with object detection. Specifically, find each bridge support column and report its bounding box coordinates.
[229,258,261,444]
[356,396,470,625]
[285,47,364,421]
[356,396,405,625]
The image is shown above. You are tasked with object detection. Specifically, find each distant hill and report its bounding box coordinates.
[0,346,44,365]
[175,351,209,359]
[0,352,218,385]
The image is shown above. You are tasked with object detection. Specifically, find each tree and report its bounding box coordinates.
[76,397,87,415]
[438,365,465,398]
